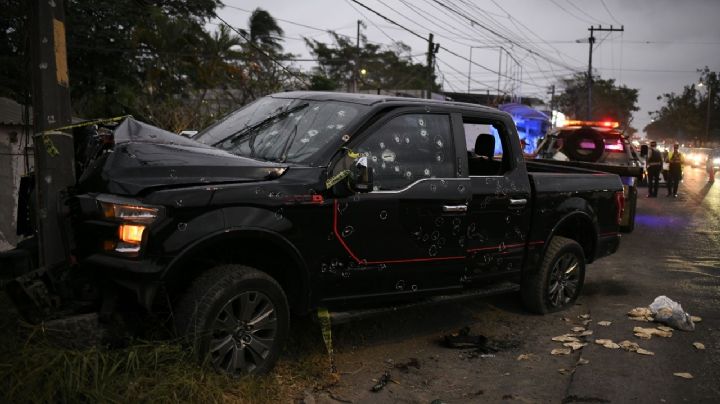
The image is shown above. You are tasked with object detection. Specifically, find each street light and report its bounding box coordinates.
[697,81,712,144]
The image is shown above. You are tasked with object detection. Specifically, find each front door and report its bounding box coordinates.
[323,110,470,301]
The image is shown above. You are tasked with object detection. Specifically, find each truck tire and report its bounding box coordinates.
[175,265,289,375]
[564,128,605,162]
[521,236,586,314]
[620,186,637,233]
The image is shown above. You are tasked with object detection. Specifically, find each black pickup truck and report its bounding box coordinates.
[2,92,624,375]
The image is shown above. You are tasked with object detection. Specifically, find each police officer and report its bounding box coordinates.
[666,144,684,197]
[646,141,662,197]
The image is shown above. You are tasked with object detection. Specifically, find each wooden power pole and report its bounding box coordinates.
[586,25,624,120]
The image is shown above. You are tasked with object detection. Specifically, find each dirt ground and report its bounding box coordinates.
[302,166,720,403]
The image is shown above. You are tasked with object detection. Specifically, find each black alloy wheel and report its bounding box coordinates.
[547,252,581,308]
[175,265,290,375]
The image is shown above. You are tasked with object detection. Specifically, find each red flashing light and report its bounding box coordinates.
[563,119,619,129]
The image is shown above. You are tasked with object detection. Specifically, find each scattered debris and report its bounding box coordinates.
[558,368,574,375]
[618,340,640,352]
[370,371,392,392]
[441,327,518,355]
[393,358,420,373]
[692,342,705,350]
[636,348,655,356]
[691,315,702,323]
[578,314,591,320]
[595,339,620,349]
[633,326,672,339]
[597,321,612,327]
[571,326,586,332]
[628,307,653,322]
[649,296,695,331]
[574,330,594,337]
[673,372,694,379]
[551,348,572,355]
[577,358,590,365]
[657,326,674,332]
[562,317,571,322]
[516,353,535,361]
[552,335,580,342]
[564,341,588,351]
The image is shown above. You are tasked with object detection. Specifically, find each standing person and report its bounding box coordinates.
[707,148,718,183]
[646,141,663,197]
[666,144,684,197]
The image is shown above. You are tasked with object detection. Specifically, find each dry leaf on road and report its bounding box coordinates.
[552,335,580,342]
[633,327,672,338]
[595,339,620,349]
[619,340,640,352]
[692,342,705,350]
[691,315,702,323]
[577,358,590,365]
[636,348,655,356]
[673,372,693,379]
[563,342,587,351]
[597,321,612,326]
[571,326,586,332]
[551,348,572,355]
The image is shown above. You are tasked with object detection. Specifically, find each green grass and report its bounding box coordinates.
[0,295,332,404]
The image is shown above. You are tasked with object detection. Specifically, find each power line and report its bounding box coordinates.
[600,0,623,25]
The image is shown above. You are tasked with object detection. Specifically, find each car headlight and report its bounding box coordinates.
[714,157,720,165]
[98,196,161,254]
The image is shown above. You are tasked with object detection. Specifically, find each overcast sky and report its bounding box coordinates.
[214,0,720,134]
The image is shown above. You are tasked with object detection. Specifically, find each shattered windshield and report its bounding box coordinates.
[195,96,366,164]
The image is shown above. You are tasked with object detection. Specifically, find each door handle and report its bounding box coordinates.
[509,198,527,206]
[443,204,468,213]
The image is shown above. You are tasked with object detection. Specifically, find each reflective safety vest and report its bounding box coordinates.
[668,151,683,164]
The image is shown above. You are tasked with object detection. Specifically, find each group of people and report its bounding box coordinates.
[645,142,684,198]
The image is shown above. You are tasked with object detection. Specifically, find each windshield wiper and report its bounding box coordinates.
[212,102,309,147]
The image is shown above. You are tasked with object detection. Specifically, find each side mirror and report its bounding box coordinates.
[640,144,648,157]
[351,156,373,192]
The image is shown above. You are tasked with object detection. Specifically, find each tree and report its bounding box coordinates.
[645,67,718,144]
[305,33,437,93]
[556,73,639,130]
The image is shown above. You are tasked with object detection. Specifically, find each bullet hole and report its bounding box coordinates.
[440,179,447,186]
[341,272,350,278]
[337,124,345,129]
[381,162,387,169]
[379,210,388,220]
[499,242,506,251]
[342,225,355,237]
[307,130,319,137]
[177,222,187,231]
[422,234,430,242]
[405,137,411,144]
[255,187,263,195]
[321,263,328,273]
[431,230,440,241]
[435,153,444,162]
[458,184,466,193]
[424,168,431,176]
[327,124,335,129]
[41,37,48,44]
[175,199,183,207]
[428,245,438,256]
[430,184,438,192]
[453,218,462,226]
[337,202,348,213]
[371,155,378,163]
[418,118,425,126]
[200,177,208,183]
[505,215,511,224]
[128,153,136,159]
[44,175,52,184]
[312,106,320,111]
[379,141,386,149]
[342,134,350,142]
[338,110,346,117]
[452,225,461,236]
[405,171,413,179]
[327,232,335,241]
[353,194,360,201]
[435,217,444,227]
[420,129,428,138]
[435,138,444,148]
[411,284,418,292]
[300,138,310,143]
[394,134,401,144]
[169,169,176,178]
[39,62,48,69]
[482,254,491,264]
[458,237,466,248]
[396,280,406,290]
[373,185,380,191]
[274,208,284,220]
[394,166,401,173]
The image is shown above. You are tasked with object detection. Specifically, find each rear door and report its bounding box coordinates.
[462,113,533,281]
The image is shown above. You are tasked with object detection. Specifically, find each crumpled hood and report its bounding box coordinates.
[84,118,287,195]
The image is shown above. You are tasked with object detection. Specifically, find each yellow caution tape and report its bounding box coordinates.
[41,115,131,134]
[346,149,360,159]
[42,134,60,157]
[325,169,351,189]
[317,307,337,373]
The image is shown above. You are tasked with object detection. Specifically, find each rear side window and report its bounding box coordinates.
[464,119,512,175]
[356,114,455,190]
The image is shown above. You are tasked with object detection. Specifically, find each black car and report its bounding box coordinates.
[2,92,625,375]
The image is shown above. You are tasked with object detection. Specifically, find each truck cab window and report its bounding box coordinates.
[464,120,511,176]
[356,114,454,191]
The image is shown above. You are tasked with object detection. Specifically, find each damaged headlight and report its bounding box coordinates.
[98,196,162,255]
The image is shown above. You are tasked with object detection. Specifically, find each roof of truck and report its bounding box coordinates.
[270,91,505,114]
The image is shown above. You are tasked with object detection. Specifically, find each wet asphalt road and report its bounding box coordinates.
[306,166,720,404]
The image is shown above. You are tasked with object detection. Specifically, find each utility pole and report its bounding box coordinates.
[586,25,624,120]
[548,84,556,126]
[30,0,75,268]
[353,20,362,93]
[426,33,439,99]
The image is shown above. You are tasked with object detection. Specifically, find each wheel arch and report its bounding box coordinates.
[163,227,311,314]
[545,210,598,263]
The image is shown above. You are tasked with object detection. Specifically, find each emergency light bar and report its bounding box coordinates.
[563,120,620,129]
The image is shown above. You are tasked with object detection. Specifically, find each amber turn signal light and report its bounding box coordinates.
[118,224,145,244]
